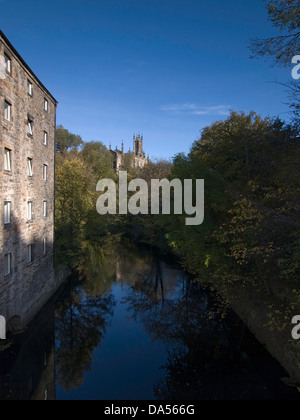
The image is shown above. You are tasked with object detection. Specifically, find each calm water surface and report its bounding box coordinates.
[1,236,300,400]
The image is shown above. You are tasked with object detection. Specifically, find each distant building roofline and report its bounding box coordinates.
[0,30,58,105]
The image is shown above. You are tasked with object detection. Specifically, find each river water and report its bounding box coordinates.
[1,236,299,400]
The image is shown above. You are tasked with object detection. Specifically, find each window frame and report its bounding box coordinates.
[4,148,12,172]
[43,200,47,218]
[44,98,48,112]
[27,116,34,137]
[27,79,33,97]
[43,164,48,181]
[4,253,12,277]
[27,244,33,265]
[4,201,11,225]
[4,100,11,122]
[43,131,48,146]
[27,201,33,221]
[43,238,47,256]
[27,158,33,177]
[4,53,11,74]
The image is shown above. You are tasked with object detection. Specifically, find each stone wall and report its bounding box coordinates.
[0,31,59,328]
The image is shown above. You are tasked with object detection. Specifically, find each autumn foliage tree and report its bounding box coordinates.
[160,111,300,297]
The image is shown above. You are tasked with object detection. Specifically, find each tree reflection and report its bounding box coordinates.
[55,281,115,391]
[54,235,297,399]
[121,257,298,400]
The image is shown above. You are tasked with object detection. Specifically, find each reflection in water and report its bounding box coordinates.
[55,236,300,400]
[1,235,300,400]
[0,297,56,400]
[55,284,115,391]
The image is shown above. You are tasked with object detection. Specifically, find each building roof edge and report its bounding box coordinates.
[0,30,58,105]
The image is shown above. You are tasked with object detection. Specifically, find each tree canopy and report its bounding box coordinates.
[250,0,300,66]
[56,125,84,154]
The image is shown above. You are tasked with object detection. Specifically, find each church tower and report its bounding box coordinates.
[133,133,144,157]
[111,133,149,172]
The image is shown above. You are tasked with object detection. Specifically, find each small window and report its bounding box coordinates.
[27,80,33,96]
[4,253,11,277]
[43,238,47,256]
[43,201,47,217]
[27,158,33,177]
[43,165,48,181]
[27,117,33,136]
[44,98,48,112]
[4,148,11,172]
[27,245,32,264]
[27,201,32,221]
[4,202,11,225]
[44,131,48,146]
[4,101,11,121]
[4,54,11,74]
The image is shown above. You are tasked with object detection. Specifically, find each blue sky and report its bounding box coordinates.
[0,0,294,159]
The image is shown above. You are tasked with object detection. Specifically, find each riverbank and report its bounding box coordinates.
[222,283,300,385]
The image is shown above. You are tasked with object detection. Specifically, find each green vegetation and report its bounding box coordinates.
[55,113,299,306]
[55,0,300,336]
[55,127,117,266]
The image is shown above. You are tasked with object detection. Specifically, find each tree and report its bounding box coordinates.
[55,285,115,391]
[56,125,84,155]
[250,0,300,66]
[191,111,272,188]
[250,0,300,122]
[158,112,299,299]
[80,141,115,181]
[55,159,94,254]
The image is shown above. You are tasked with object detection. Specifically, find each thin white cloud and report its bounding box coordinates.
[161,103,231,116]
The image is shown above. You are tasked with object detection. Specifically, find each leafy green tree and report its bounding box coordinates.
[191,111,273,188]
[56,125,84,155]
[55,159,94,257]
[80,141,115,181]
[167,112,300,296]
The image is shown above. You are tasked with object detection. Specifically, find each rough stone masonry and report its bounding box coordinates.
[0,30,59,330]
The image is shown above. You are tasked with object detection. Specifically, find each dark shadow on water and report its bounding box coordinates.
[0,290,57,400]
[1,235,300,400]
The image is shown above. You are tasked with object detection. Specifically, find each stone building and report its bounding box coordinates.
[110,133,149,172]
[0,31,58,330]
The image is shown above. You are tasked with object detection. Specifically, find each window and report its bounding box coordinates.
[4,101,11,121]
[43,201,47,217]
[27,117,33,136]
[4,253,11,277]
[44,98,48,112]
[4,202,11,225]
[27,80,33,96]
[4,148,11,172]
[44,131,48,146]
[43,165,48,181]
[4,54,11,74]
[43,238,47,256]
[27,245,32,264]
[27,158,33,177]
[27,201,32,221]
